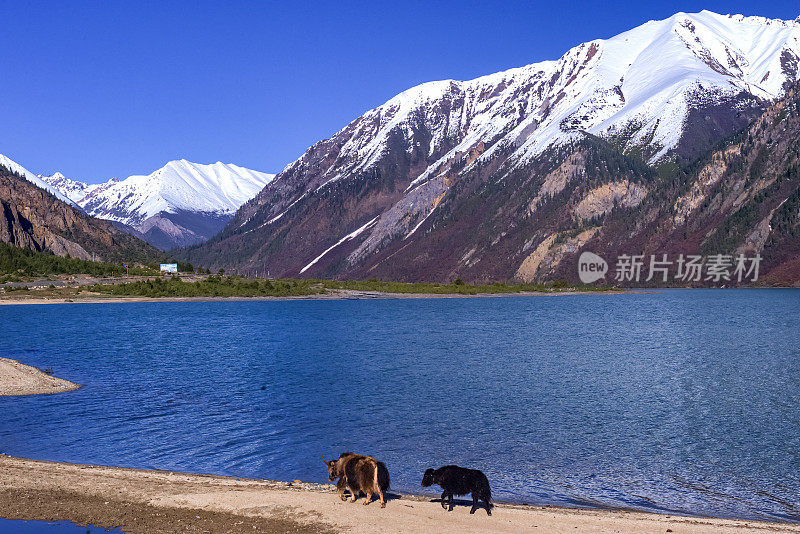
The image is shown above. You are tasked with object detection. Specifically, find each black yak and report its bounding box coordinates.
[421,465,493,515]
[324,452,390,508]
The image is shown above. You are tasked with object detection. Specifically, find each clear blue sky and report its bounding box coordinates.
[2,1,798,183]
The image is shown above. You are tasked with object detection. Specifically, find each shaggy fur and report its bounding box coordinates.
[421,465,493,515]
[325,452,390,508]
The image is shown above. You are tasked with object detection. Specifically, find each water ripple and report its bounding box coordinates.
[0,290,799,522]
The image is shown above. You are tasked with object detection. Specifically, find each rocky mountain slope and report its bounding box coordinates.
[0,166,161,264]
[575,81,800,287]
[180,11,800,280]
[181,11,800,284]
[0,155,79,207]
[40,160,275,250]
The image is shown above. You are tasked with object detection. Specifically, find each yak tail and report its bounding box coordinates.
[483,478,494,509]
[375,460,390,491]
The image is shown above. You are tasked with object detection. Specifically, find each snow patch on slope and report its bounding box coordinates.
[300,216,379,274]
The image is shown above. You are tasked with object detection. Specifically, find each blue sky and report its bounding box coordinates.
[2,1,798,183]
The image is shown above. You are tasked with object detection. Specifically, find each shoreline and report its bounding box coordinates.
[0,456,797,533]
[0,288,635,305]
[0,358,80,396]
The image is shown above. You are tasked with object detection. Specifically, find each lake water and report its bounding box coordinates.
[1,290,799,523]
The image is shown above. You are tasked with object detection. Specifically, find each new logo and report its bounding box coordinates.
[578,252,608,284]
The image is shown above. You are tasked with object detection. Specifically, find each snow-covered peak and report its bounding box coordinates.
[39,171,103,204]
[708,11,798,28]
[0,154,79,207]
[78,159,275,226]
[294,9,800,192]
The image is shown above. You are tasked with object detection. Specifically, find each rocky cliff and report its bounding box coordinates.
[1,168,161,264]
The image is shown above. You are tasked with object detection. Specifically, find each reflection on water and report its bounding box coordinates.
[0,289,799,522]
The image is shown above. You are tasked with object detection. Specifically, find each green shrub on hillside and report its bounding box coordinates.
[89,276,322,298]
[86,276,606,299]
[0,242,125,277]
[316,279,599,295]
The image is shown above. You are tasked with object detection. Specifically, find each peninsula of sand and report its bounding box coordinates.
[0,357,80,396]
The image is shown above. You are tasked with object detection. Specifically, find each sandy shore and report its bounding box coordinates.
[0,456,796,533]
[0,358,80,396]
[0,288,631,305]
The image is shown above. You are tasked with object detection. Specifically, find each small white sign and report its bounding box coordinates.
[160,263,178,273]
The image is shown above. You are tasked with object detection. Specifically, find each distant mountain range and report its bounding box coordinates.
[4,10,799,284]
[0,152,276,263]
[179,11,800,285]
[0,165,161,265]
[29,159,274,250]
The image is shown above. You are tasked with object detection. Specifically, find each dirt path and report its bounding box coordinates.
[0,456,796,533]
[0,358,80,396]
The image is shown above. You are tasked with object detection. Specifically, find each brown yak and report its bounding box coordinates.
[324,452,390,507]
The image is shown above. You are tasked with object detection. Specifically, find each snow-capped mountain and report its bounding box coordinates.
[0,154,79,207]
[38,171,115,204]
[0,163,161,264]
[184,10,800,282]
[286,9,799,185]
[43,159,275,250]
[76,160,274,227]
